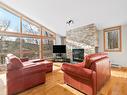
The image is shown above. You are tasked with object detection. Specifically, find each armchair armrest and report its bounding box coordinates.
[22,64,46,76]
[62,63,92,80]
[91,57,110,91]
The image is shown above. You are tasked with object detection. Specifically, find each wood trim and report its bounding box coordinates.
[0,31,56,39]
[0,1,56,59]
[19,36,22,58]
[22,17,41,28]
[103,25,121,31]
[103,30,106,51]
[103,26,122,52]
[40,27,43,59]
[0,31,40,38]
[96,27,99,47]
[20,17,22,33]
[20,17,22,57]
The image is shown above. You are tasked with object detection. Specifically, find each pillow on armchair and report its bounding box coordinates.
[7,54,23,70]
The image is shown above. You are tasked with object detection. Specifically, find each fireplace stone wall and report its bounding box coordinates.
[66,24,98,61]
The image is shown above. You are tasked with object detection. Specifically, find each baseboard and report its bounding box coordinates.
[111,64,121,68]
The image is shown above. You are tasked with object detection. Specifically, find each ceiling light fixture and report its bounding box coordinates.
[66,20,74,26]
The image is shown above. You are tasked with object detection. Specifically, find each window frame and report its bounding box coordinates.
[0,2,56,60]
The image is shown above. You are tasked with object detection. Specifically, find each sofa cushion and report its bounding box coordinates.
[62,63,92,80]
[84,53,108,68]
[7,55,23,70]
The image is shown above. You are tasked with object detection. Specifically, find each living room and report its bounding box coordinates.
[0,0,127,95]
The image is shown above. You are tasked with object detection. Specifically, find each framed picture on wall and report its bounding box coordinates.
[103,26,122,52]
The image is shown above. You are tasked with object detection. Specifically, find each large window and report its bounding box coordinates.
[22,19,41,35]
[0,36,20,64]
[0,35,41,64]
[43,39,54,59]
[43,31,55,37]
[21,37,40,59]
[0,5,55,64]
[0,7,20,32]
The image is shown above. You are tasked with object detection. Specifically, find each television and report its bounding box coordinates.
[53,45,66,53]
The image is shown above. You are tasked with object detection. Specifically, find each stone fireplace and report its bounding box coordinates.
[66,24,98,62]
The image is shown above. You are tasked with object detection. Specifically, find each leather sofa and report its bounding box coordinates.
[61,53,111,95]
[6,54,47,95]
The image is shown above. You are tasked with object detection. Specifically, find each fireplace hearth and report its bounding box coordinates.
[72,49,84,62]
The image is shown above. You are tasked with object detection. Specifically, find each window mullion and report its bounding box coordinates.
[40,27,43,59]
[20,17,22,58]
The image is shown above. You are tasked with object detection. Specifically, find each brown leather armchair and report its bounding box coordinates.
[61,53,111,95]
[6,54,46,95]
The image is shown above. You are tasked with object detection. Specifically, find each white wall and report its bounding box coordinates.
[98,24,127,67]
[1,0,127,36]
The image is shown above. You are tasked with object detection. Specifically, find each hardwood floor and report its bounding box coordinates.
[0,63,127,95]
[97,67,127,95]
[0,71,7,95]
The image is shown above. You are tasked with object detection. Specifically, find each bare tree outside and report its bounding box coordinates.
[23,22,39,44]
[0,19,10,41]
[22,22,40,59]
[0,18,10,31]
[0,18,11,64]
